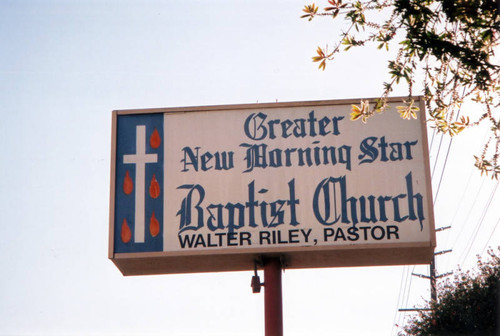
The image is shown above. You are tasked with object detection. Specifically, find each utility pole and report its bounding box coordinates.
[399,226,453,312]
[411,248,452,303]
[429,256,437,302]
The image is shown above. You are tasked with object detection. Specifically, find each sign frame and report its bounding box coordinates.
[109,97,436,276]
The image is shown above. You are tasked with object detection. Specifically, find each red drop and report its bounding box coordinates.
[150,128,161,149]
[121,218,132,243]
[150,212,160,237]
[123,170,133,195]
[149,174,160,199]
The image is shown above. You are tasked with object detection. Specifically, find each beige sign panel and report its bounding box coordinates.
[109,97,435,275]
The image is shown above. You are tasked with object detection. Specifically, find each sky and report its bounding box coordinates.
[0,1,498,335]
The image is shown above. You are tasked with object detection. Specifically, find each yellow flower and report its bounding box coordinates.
[396,102,419,120]
[350,104,362,121]
[350,100,370,122]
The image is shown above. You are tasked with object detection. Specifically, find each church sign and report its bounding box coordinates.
[109,97,435,275]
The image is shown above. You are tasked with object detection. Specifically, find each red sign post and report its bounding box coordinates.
[264,258,283,336]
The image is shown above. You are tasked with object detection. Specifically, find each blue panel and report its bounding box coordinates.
[114,113,164,253]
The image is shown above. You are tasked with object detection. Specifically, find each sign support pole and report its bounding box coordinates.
[264,257,283,336]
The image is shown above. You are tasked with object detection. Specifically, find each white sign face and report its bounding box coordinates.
[110,98,435,275]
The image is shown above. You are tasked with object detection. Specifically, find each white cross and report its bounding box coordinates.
[123,125,158,243]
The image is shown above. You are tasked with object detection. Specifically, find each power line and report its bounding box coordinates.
[481,217,500,255]
[391,266,409,335]
[447,131,492,269]
[393,124,446,334]
[443,168,473,239]
[458,180,499,266]
[393,110,462,333]
[432,109,462,204]
[429,128,437,151]
[400,266,416,332]
[440,168,474,271]
[403,266,415,309]
[431,133,445,180]
[450,178,486,253]
[460,181,498,264]
[433,136,454,205]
